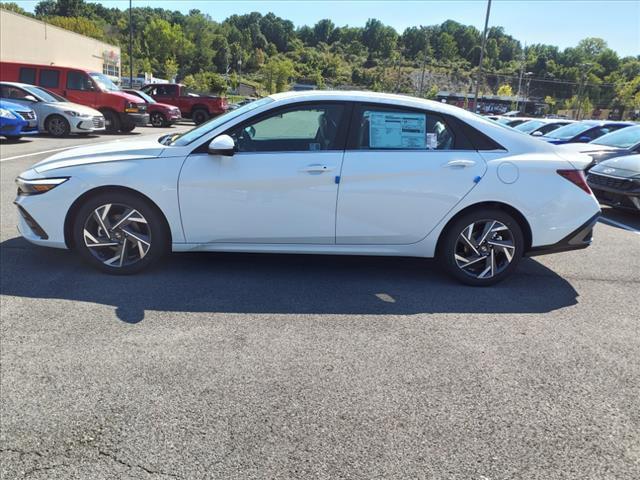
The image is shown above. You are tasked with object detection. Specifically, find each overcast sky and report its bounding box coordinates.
[13,0,640,57]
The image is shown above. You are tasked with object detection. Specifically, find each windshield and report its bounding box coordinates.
[89,72,120,92]
[515,120,545,133]
[129,89,156,104]
[545,122,592,140]
[24,85,66,103]
[592,125,640,149]
[166,97,274,146]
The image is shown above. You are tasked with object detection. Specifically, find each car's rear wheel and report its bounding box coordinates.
[192,108,209,125]
[439,209,524,286]
[150,112,166,127]
[72,192,169,274]
[45,115,70,137]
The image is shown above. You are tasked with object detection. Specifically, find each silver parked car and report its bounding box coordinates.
[0,82,105,137]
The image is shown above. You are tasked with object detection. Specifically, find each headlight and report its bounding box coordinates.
[0,108,17,119]
[125,101,139,113]
[16,177,69,196]
[64,110,90,118]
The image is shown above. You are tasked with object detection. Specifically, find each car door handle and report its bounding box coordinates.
[301,164,333,173]
[443,159,476,168]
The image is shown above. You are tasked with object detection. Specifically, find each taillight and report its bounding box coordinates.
[557,169,592,195]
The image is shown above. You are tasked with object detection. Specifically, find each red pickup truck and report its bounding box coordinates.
[140,83,227,124]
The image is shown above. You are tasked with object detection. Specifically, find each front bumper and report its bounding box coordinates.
[120,112,150,127]
[527,212,601,257]
[71,115,106,132]
[587,171,640,212]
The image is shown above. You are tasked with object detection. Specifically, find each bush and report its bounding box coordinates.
[183,72,228,95]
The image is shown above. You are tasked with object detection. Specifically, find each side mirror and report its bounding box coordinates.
[208,134,235,156]
[531,131,543,136]
[577,136,592,143]
[23,95,38,102]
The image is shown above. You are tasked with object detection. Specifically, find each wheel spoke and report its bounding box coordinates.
[477,221,496,246]
[118,238,127,267]
[460,230,480,255]
[456,254,487,269]
[93,209,111,239]
[109,208,135,231]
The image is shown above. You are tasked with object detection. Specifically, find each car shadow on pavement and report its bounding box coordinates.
[1,237,579,323]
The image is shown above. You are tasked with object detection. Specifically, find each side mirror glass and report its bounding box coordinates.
[208,134,235,156]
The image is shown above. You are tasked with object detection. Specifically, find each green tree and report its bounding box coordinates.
[0,2,30,15]
[164,57,178,81]
[497,84,514,96]
[260,57,295,93]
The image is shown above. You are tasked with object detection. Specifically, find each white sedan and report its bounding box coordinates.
[14,91,601,285]
[1,82,105,137]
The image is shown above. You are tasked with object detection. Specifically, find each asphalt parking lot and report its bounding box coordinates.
[1,129,639,479]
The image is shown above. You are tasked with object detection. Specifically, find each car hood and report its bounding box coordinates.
[45,102,102,116]
[33,137,165,173]
[590,155,640,178]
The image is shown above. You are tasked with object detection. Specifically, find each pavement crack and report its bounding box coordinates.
[98,450,180,478]
[0,447,45,458]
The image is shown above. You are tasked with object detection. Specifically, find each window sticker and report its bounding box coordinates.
[369,111,426,149]
[426,132,438,150]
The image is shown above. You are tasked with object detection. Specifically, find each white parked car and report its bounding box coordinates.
[0,82,105,137]
[14,91,601,285]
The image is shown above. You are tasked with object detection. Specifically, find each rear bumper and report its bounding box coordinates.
[526,212,600,257]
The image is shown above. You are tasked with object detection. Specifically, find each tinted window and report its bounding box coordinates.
[67,71,93,91]
[19,67,36,85]
[537,123,564,135]
[353,106,456,150]
[39,69,60,88]
[1,85,29,100]
[155,85,177,96]
[228,104,346,152]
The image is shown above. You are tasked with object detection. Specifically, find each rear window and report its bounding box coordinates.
[19,67,36,85]
[39,69,60,88]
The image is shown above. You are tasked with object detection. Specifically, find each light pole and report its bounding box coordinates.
[237,59,242,78]
[472,0,492,113]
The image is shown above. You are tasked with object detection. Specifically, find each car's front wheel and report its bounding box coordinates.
[45,115,70,137]
[439,209,524,286]
[72,192,169,274]
[150,112,166,127]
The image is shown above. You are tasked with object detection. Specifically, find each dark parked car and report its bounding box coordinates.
[587,154,640,213]
[541,120,634,145]
[556,125,640,166]
[124,89,181,127]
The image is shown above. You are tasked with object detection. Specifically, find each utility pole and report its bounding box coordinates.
[576,62,592,120]
[472,0,492,113]
[515,45,525,112]
[418,52,427,97]
[129,0,133,88]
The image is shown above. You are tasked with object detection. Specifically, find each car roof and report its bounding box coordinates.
[0,81,35,88]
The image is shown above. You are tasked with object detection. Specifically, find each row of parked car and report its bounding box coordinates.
[0,61,229,139]
[489,114,640,214]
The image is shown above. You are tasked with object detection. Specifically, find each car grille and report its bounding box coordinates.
[587,172,635,191]
[17,110,36,120]
[93,116,105,128]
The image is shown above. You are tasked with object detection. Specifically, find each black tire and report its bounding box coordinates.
[4,135,22,141]
[72,191,169,275]
[150,112,166,127]
[439,208,524,286]
[102,110,120,133]
[192,108,209,125]
[45,114,71,137]
[120,124,136,133]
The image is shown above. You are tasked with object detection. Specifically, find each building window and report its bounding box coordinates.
[102,63,120,77]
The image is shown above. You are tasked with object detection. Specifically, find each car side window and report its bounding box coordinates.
[354,106,456,150]
[67,71,92,91]
[19,67,36,85]
[39,69,60,89]
[227,104,346,153]
[156,85,177,96]
[1,85,29,100]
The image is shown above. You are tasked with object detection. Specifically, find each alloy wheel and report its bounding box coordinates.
[454,220,516,279]
[49,117,67,136]
[83,203,151,267]
[150,113,164,127]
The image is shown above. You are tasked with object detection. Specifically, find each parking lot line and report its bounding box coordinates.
[0,145,80,162]
[598,217,640,234]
